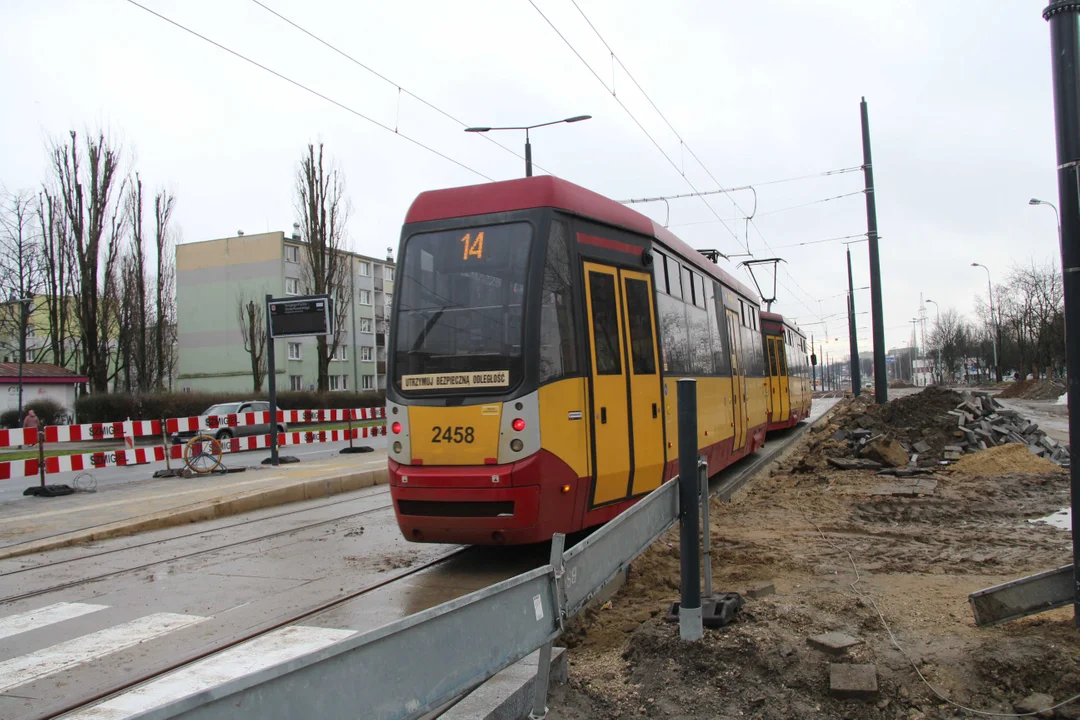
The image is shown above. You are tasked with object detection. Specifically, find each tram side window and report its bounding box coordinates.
[686,304,712,375]
[657,293,690,374]
[665,254,683,300]
[539,220,578,383]
[624,278,656,374]
[680,266,693,307]
[652,250,669,295]
[589,272,622,375]
[710,283,731,376]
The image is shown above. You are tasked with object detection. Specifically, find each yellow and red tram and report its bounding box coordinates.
[386,176,773,545]
[761,312,813,431]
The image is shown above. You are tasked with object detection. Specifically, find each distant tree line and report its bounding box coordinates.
[0,130,178,395]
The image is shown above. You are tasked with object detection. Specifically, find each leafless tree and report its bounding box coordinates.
[0,189,47,363]
[153,189,177,390]
[993,259,1064,378]
[236,294,267,391]
[49,130,129,392]
[295,143,352,391]
[38,187,79,369]
[930,307,972,381]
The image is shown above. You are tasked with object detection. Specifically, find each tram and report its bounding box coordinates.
[386,176,771,545]
[761,312,813,431]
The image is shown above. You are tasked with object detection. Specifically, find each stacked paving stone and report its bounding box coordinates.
[948,391,1070,466]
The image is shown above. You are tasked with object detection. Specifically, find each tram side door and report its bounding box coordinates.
[621,270,664,496]
[777,340,791,422]
[583,262,632,506]
[766,337,781,423]
[726,309,747,451]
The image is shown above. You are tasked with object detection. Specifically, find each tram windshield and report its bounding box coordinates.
[393,222,532,392]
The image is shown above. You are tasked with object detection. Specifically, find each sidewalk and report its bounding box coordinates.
[0,450,389,560]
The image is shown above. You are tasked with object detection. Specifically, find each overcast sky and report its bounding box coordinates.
[0,0,1063,358]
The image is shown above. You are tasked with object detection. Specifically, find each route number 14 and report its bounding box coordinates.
[460,231,484,261]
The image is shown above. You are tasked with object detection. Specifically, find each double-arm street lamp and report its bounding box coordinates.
[925,298,941,383]
[971,262,1000,382]
[465,115,592,177]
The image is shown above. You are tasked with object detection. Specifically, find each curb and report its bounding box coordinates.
[0,467,388,561]
[438,648,568,720]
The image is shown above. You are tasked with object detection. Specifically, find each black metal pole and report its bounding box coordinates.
[677,378,701,641]
[861,98,887,405]
[811,334,817,391]
[847,248,861,397]
[265,294,279,467]
[525,130,533,178]
[17,301,26,423]
[1044,0,1080,626]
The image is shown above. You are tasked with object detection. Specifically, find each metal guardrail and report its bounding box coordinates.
[119,478,686,720]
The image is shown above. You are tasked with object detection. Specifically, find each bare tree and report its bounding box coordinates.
[49,131,129,392]
[0,189,46,363]
[236,294,267,391]
[38,188,79,369]
[123,174,151,390]
[153,189,176,390]
[295,143,352,391]
[930,308,971,381]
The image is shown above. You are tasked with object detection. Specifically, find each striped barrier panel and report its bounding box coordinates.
[45,420,162,444]
[0,459,39,480]
[167,424,387,460]
[43,446,171,474]
[277,407,386,423]
[165,407,386,434]
[0,428,38,448]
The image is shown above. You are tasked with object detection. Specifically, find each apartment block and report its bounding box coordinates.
[176,229,393,394]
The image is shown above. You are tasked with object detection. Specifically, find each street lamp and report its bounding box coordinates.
[971,262,1000,382]
[6,292,33,425]
[925,298,941,384]
[465,115,592,177]
[1030,197,1062,248]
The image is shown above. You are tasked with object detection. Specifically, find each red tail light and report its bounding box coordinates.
[511,418,526,432]
[391,421,402,434]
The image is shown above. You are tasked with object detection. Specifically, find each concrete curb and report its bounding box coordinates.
[438,648,568,720]
[0,467,388,561]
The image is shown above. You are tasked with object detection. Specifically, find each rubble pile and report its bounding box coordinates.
[798,387,1070,474]
[996,378,1066,401]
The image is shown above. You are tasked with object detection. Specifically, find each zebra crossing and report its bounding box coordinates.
[0,600,355,719]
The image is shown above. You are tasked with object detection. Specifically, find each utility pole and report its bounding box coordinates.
[911,318,919,385]
[846,247,861,396]
[1044,0,1080,625]
[861,98,887,404]
[811,334,817,391]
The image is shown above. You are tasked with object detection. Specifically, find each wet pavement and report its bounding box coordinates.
[0,398,839,720]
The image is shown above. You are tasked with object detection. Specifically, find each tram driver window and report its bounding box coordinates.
[539,220,578,383]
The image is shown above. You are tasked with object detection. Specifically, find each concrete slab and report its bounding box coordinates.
[808,631,862,655]
[829,663,878,699]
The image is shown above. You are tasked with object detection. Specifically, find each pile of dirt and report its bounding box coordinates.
[889,380,915,389]
[950,442,1066,476]
[549,424,1077,720]
[997,378,1067,401]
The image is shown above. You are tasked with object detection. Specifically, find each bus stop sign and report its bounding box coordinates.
[268,295,333,338]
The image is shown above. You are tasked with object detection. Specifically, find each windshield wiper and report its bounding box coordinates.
[410,306,448,352]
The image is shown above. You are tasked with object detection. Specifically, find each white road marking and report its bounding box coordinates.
[64,625,356,719]
[0,612,206,693]
[0,602,108,641]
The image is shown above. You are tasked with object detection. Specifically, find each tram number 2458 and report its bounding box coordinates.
[431,426,475,444]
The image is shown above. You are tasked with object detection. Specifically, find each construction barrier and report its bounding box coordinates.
[0,407,387,481]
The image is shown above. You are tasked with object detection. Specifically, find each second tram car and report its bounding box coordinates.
[387,176,771,545]
[761,312,813,432]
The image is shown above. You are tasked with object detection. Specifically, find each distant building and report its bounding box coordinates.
[176,230,394,394]
[1,363,87,420]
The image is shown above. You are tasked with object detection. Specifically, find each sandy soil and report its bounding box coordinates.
[548,402,1078,720]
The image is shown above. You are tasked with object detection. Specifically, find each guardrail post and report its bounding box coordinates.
[699,456,712,599]
[37,430,45,489]
[678,378,702,641]
[160,419,171,471]
[530,532,566,720]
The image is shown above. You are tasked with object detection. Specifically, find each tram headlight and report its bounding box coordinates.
[393,441,403,453]
[391,421,402,434]
[510,438,524,452]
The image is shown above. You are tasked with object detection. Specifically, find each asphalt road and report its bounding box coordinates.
[0,436,389,506]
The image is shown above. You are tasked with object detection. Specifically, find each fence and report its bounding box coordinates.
[0,407,387,482]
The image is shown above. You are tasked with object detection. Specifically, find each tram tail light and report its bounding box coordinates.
[511,418,526,432]
[391,421,402,434]
[561,484,571,493]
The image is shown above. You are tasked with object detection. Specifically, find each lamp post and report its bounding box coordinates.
[464,115,592,177]
[971,262,1000,381]
[1030,197,1062,255]
[925,298,942,384]
[7,293,32,424]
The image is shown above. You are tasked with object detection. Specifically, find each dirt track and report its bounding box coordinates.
[549,401,1078,720]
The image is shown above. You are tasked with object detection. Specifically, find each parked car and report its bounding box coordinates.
[170,401,287,444]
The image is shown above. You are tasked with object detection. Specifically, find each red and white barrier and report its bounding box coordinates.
[0,428,38,448]
[45,420,162,444]
[164,407,386,435]
[0,458,39,480]
[43,445,171,474]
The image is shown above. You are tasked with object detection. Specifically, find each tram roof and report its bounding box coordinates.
[761,311,805,339]
[405,175,759,303]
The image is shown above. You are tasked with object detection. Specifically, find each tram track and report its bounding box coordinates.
[45,545,470,720]
[0,496,397,604]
